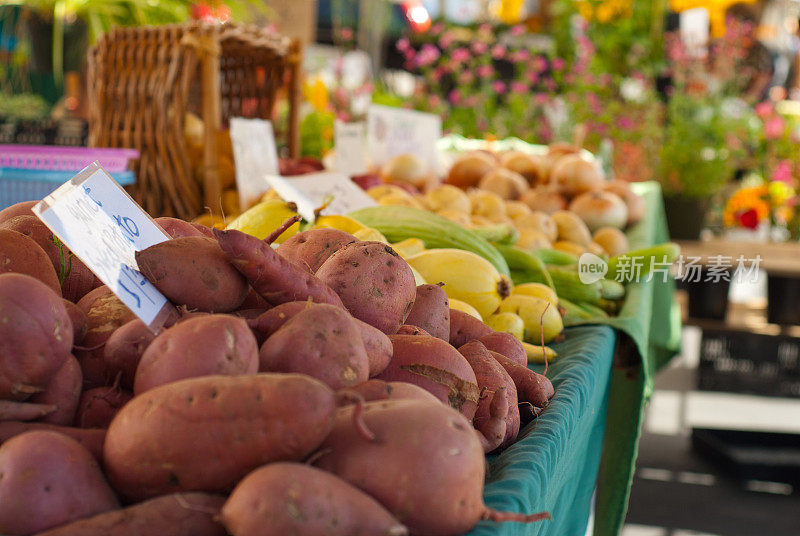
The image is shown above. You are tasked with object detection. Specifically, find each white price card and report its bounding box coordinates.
[230,117,280,211]
[32,163,173,330]
[264,171,377,222]
[366,104,441,170]
[334,120,368,176]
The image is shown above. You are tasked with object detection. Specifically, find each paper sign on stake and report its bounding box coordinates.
[32,162,173,330]
[230,118,280,211]
[334,120,368,176]
[264,171,377,222]
[366,105,441,170]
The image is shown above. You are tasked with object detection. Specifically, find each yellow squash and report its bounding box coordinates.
[225,199,299,243]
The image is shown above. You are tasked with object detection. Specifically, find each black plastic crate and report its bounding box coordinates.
[0,117,88,146]
[699,328,800,398]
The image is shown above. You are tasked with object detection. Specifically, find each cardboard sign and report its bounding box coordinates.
[264,171,376,222]
[334,120,368,176]
[366,105,441,170]
[230,118,280,211]
[32,163,172,329]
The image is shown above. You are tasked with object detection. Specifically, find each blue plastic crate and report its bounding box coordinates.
[0,167,136,210]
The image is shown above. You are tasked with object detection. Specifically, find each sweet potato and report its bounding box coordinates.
[63,299,88,344]
[0,228,61,295]
[315,399,548,535]
[134,315,257,394]
[0,215,61,270]
[376,334,479,419]
[477,331,527,366]
[0,431,119,535]
[74,387,133,429]
[60,254,102,303]
[104,373,337,500]
[136,236,250,313]
[238,288,271,310]
[276,228,358,273]
[0,200,36,223]
[449,309,493,347]
[31,355,82,425]
[0,273,72,400]
[316,241,416,334]
[404,283,450,341]
[395,324,431,336]
[489,350,554,408]
[259,304,368,390]
[459,341,520,450]
[222,463,408,536]
[0,400,56,421]
[102,319,155,390]
[155,216,207,238]
[33,493,226,536]
[0,422,105,461]
[190,222,216,238]
[214,228,344,308]
[76,286,137,388]
[343,379,441,405]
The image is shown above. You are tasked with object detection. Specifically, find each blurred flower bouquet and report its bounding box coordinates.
[723,177,798,239]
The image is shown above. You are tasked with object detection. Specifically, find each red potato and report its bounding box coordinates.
[32,493,226,536]
[76,286,137,388]
[276,228,358,273]
[0,431,119,535]
[136,236,250,313]
[0,200,36,224]
[449,309,493,348]
[104,373,338,500]
[404,283,450,341]
[315,399,549,536]
[459,341,520,450]
[376,334,480,419]
[0,215,61,271]
[134,315,258,394]
[155,216,207,238]
[0,228,62,295]
[0,273,72,400]
[62,299,88,344]
[102,319,156,390]
[31,355,82,425]
[0,400,56,421]
[214,228,345,308]
[0,422,105,461]
[489,350,554,408]
[259,304,369,390]
[477,331,527,366]
[316,241,416,334]
[343,380,441,405]
[75,387,133,429]
[222,463,408,536]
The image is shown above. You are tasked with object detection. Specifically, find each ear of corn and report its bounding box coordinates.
[348,206,510,275]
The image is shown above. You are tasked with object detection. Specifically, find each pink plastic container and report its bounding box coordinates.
[0,145,139,172]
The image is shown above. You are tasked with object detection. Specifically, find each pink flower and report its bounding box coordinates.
[772,160,793,183]
[396,38,410,52]
[429,95,442,108]
[340,27,353,40]
[457,71,474,84]
[491,45,506,59]
[510,49,530,63]
[479,23,492,35]
[403,48,417,67]
[534,93,548,105]
[451,47,471,63]
[438,32,455,49]
[510,25,525,36]
[492,81,507,94]
[416,43,441,67]
[544,78,557,91]
[533,56,547,73]
[448,89,461,105]
[551,57,566,71]
[477,64,494,78]
[464,95,480,107]
[526,70,540,84]
[471,41,488,55]
[755,101,773,119]
[510,81,527,94]
[765,116,785,139]
[616,116,634,130]
[430,22,444,36]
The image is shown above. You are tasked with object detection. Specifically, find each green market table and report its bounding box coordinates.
[468,182,681,536]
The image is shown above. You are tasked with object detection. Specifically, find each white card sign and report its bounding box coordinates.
[32,163,172,329]
[264,172,377,222]
[334,120,368,176]
[366,105,441,169]
[230,117,280,211]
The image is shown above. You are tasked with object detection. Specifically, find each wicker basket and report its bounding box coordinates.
[87,23,301,219]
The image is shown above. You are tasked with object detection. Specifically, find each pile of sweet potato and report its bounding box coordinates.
[0,200,555,536]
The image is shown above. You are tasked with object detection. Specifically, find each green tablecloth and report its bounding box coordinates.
[469,181,681,536]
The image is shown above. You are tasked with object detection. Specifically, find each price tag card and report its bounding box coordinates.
[334,120,368,176]
[230,117,280,211]
[366,105,441,170]
[32,163,173,330]
[264,171,377,222]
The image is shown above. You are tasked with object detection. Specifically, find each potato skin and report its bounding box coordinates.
[103,373,337,500]
[0,228,62,295]
[32,493,226,536]
[489,350,554,408]
[31,355,82,425]
[0,273,72,400]
[404,284,450,341]
[316,241,416,334]
[344,380,441,405]
[136,237,249,313]
[155,217,207,239]
[103,319,156,390]
[62,299,88,344]
[0,431,119,535]
[314,399,486,536]
[0,422,105,461]
[477,331,527,366]
[449,309,493,348]
[75,387,133,429]
[0,200,36,224]
[259,305,368,390]
[276,228,358,273]
[134,315,258,394]
[0,215,61,271]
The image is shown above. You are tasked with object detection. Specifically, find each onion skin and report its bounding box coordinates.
[550,155,605,197]
[446,153,495,189]
[569,191,628,232]
[604,180,645,226]
[520,187,567,214]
